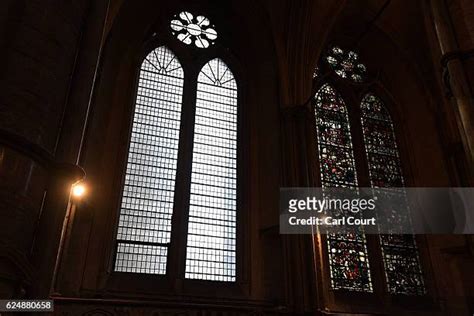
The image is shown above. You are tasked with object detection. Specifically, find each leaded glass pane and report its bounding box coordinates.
[114,46,184,274]
[328,239,372,290]
[185,58,237,282]
[362,119,398,155]
[314,84,373,292]
[361,93,425,295]
[366,154,404,187]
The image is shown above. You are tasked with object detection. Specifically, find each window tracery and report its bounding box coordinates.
[326,46,367,82]
[171,11,217,48]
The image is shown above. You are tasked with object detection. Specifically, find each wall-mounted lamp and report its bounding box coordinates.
[51,175,87,295]
[71,181,87,199]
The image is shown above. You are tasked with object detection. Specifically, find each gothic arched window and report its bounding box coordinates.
[186,59,238,281]
[113,13,239,283]
[313,46,425,296]
[314,83,372,292]
[361,93,425,295]
[114,46,184,275]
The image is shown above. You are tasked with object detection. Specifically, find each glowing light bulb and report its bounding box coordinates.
[72,183,86,198]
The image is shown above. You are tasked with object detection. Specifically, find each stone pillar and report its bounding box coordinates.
[280,105,320,315]
[431,0,474,181]
[269,1,345,313]
[0,0,91,298]
[448,0,474,49]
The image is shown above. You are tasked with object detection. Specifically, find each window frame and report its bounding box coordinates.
[104,26,251,299]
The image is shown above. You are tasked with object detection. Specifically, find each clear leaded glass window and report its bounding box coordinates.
[114,14,238,283]
[114,46,184,274]
[360,93,425,295]
[170,11,217,48]
[185,58,237,282]
[314,84,373,292]
[326,46,367,83]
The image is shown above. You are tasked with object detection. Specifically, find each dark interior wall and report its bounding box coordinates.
[0,0,472,315]
[326,1,452,188]
[360,31,451,187]
[0,0,92,151]
[0,0,92,299]
[447,0,474,119]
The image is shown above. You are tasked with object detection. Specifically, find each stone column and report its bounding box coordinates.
[449,0,474,48]
[0,0,91,298]
[267,1,345,313]
[431,0,474,181]
[280,105,320,315]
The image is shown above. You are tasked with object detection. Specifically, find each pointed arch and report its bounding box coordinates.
[114,46,184,274]
[185,58,238,282]
[314,83,373,292]
[360,93,425,295]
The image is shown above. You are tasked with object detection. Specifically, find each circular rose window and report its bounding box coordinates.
[171,11,217,48]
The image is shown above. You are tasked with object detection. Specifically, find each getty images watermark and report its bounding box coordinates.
[280,187,474,234]
[288,195,377,226]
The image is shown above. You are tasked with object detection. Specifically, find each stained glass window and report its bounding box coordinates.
[361,93,425,295]
[171,11,217,48]
[185,58,237,282]
[114,46,184,274]
[314,84,373,292]
[326,46,367,83]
